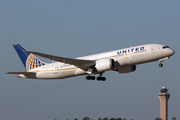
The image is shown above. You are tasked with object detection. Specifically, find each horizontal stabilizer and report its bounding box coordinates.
[5,72,35,74]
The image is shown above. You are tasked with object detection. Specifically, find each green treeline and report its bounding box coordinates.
[82,117,129,120]
[55,117,176,120]
[55,118,129,120]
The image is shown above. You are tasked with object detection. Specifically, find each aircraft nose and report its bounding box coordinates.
[170,49,175,56]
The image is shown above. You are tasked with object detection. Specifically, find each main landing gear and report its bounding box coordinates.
[97,73,106,81]
[86,76,95,80]
[97,76,106,81]
[86,73,106,81]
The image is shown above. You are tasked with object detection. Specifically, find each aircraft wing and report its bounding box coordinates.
[26,51,95,70]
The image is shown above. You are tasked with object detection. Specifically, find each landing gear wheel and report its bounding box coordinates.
[86,76,91,80]
[97,77,106,81]
[101,77,106,81]
[159,63,163,67]
[90,76,95,80]
[86,76,95,80]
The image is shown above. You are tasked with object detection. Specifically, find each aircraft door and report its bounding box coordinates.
[151,46,156,53]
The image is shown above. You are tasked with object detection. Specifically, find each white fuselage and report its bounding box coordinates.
[18,44,175,79]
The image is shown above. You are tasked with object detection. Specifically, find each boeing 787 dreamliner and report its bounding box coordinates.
[6,44,175,81]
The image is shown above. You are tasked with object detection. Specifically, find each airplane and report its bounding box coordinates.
[6,44,175,81]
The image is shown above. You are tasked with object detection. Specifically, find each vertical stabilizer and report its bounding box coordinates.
[13,44,46,70]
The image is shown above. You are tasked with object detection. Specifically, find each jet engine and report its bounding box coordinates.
[95,59,116,72]
[117,65,136,73]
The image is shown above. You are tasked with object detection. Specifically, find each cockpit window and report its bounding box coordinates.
[162,46,170,49]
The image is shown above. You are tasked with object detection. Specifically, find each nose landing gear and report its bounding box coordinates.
[159,57,169,67]
[159,63,163,67]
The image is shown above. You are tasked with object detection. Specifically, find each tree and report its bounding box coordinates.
[116,118,122,120]
[103,117,108,120]
[154,118,162,120]
[172,117,176,120]
[98,118,102,120]
[82,117,90,120]
[74,119,78,120]
[109,118,116,120]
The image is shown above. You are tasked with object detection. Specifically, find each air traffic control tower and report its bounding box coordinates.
[158,87,170,120]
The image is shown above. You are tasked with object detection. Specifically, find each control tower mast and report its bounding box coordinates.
[158,87,170,120]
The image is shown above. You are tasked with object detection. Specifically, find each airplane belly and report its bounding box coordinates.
[36,72,50,79]
[59,70,76,78]
[36,70,76,79]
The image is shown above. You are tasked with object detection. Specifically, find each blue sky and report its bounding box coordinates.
[0,1,180,120]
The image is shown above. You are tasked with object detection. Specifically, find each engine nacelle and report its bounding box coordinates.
[117,65,136,73]
[95,59,115,72]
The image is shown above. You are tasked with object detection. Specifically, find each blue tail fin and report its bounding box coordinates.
[13,44,46,70]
